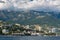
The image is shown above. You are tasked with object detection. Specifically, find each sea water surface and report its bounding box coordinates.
[0,36,60,40]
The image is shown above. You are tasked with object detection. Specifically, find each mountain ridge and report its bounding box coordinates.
[0,10,60,27]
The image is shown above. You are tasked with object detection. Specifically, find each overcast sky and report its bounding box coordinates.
[0,0,60,11]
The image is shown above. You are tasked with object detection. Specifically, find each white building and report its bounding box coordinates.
[34,25,42,31]
[52,28,57,33]
[15,23,20,26]
[25,25,30,29]
[2,29,9,34]
[51,28,60,36]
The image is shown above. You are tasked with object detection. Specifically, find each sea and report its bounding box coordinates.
[0,36,60,40]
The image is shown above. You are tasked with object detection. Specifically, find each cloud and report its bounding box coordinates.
[0,0,60,11]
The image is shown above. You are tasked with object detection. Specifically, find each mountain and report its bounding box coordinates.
[0,0,60,27]
[0,10,60,27]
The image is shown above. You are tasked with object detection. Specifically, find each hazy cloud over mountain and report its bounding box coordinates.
[0,0,60,11]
